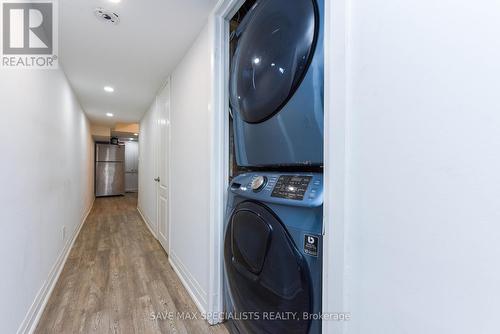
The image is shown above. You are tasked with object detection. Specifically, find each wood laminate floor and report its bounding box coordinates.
[35,194,228,334]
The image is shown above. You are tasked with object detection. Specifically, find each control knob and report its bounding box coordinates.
[251,176,267,192]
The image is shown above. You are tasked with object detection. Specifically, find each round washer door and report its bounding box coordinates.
[224,201,312,334]
[229,0,318,124]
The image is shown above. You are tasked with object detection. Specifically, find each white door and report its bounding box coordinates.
[155,80,171,253]
[125,141,139,192]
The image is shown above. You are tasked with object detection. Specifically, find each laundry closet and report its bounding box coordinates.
[222,0,325,333]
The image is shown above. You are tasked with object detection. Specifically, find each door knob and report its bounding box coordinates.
[154,177,160,182]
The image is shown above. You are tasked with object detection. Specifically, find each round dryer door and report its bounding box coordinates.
[229,0,319,124]
[224,201,312,334]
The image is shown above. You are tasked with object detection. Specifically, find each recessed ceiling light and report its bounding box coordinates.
[106,113,114,117]
[134,133,138,136]
[104,86,114,93]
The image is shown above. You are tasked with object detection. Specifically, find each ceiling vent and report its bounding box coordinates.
[94,8,120,25]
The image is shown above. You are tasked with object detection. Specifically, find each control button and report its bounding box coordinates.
[251,176,267,192]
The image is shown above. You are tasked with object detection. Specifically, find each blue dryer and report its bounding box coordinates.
[224,172,323,334]
[230,0,324,168]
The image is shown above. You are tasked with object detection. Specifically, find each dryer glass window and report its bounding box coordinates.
[229,0,318,123]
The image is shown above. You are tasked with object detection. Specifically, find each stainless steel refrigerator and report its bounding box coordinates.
[95,143,125,197]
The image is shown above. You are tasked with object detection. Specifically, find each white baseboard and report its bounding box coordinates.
[17,197,95,334]
[136,207,209,322]
[137,205,157,239]
[169,252,208,315]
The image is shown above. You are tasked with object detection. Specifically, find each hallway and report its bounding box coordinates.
[35,194,227,334]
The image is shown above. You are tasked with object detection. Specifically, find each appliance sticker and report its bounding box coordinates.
[304,235,319,257]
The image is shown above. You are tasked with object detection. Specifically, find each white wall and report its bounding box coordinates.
[138,102,157,234]
[139,24,212,313]
[169,24,211,313]
[0,69,94,333]
[340,0,500,333]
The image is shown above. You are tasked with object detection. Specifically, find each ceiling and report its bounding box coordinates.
[60,0,217,126]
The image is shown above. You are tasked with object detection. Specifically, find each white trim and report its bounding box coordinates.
[207,0,244,325]
[169,252,208,314]
[322,0,350,333]
[18,197,95,334]
[137,205,158,240]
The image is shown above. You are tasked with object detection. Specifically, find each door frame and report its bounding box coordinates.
[208,0,349,332]
[322,0,349,333]
[207,0,245,325]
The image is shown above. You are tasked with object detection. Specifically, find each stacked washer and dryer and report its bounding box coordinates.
[223,0,324,333]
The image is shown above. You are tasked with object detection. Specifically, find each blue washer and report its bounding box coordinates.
[229,0,324,168]
[224,172,323,334]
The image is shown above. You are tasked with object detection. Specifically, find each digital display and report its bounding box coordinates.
[271,176,312,200]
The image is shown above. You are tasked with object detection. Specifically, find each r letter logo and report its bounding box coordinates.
[1,0,58,68]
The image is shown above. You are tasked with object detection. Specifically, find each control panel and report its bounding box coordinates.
[229,172,323,207]
[271,175,312,200]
